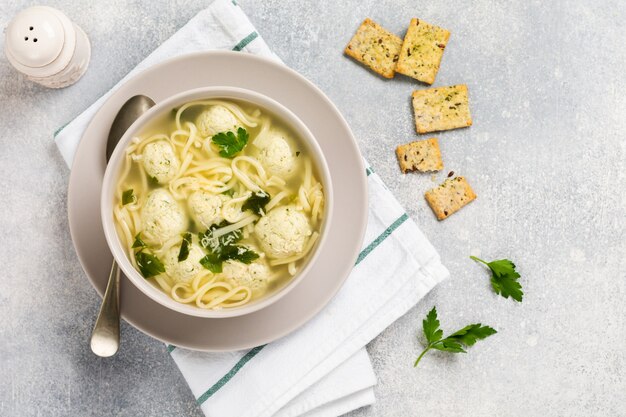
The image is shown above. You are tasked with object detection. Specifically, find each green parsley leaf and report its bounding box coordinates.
[122,189,136,205]
[220,245,260,264]
[135,251,165,278]
[242,191,271,215]
[212,127,249,158]
[178,233,192,262]
[199,243,259,272]
[197,220,259,271]
[132,233,147,249]
[441,324,498,348]
[414,307,496,367]
[422,307,443,345]
[199,252,223,273]
[471,256,523,302]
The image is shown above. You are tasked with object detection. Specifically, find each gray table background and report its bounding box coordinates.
[1,0,625,416]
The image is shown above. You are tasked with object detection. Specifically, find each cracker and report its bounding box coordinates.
[344,18,403,79]
[396,138,443,173]
[396,18,450,84]
[424,176,476,220]
[412,84,473,134]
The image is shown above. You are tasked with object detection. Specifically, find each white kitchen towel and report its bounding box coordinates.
[54,1,450,416]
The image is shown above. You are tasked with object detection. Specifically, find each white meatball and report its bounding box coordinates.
[196,105,243,137]
[142,140,180,184]
[254,205,312,259]
[257,129,296,178]
[163,243,205,284]
[221,259,271,294]
[188,191,230,229]
[141,189,187,245]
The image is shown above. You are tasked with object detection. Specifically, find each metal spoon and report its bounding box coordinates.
[90,95,156,357]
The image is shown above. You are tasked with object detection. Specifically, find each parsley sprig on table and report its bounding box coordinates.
[414,307,497,367]
[470,256,523,302]
[212,127,249,158]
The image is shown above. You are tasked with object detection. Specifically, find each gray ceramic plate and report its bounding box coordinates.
[67,51,367,351]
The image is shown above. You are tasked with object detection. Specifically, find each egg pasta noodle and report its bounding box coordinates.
[112,99,325,310]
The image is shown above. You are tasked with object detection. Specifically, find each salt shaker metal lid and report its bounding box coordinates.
[4,6,90,87]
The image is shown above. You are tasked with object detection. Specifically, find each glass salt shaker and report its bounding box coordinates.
[4,6,91,88]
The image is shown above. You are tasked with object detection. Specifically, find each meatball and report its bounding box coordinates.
[142,140,180,184]
[141,189,187,245]
[256,129,296,178]
[196,105,243,137]
[254,205,312,259]
[221,259,271,295]
[188,191,230,229]
[163,243,205,284]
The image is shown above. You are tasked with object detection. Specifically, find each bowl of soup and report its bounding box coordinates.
[101,87,333,318]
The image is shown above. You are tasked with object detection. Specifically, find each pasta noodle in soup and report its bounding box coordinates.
[112,99,325,310]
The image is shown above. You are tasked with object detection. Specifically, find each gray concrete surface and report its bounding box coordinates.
[1,0,625,416]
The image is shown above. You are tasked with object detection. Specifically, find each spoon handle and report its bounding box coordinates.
[90,260,120,357]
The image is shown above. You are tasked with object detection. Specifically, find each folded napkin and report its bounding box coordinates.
[55,1,449,416]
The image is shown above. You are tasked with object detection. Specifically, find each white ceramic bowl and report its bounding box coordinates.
[101,86,333,318]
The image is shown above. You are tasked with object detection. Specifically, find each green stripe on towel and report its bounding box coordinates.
[365,167,374,176]
[355,213,408,265]
[53,122,70,138]
[232,32,258,51]
[197,345,266,405]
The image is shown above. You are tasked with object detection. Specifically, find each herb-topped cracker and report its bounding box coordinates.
[396,138,443,173]
[412,84,472,134]
[396,18,450,84]
[344,18,403,79]
[424,176,476,220]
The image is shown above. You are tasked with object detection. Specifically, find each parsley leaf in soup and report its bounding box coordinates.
[178,233,192,262]
[242,191,271,216]
[122,189,135,205]
[220,245,260,264]
[132,233,147,249]
[470,256,523,302]
[199,252,223,273]
[198,221,260,272]
[233,247,260,264]
[212,127,249,158]
[135,251,165,278]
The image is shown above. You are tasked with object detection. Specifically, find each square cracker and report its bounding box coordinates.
[425,176,476,220]
[412,84,472,133]
[396,138,443,173]
[344,18,403,79]
[396,18,450,84]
